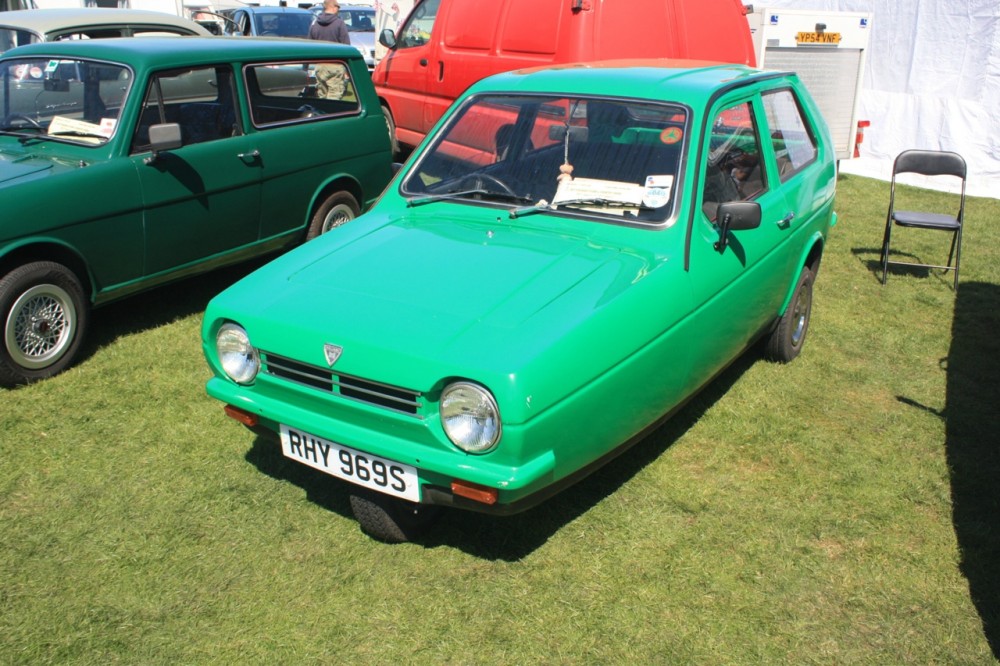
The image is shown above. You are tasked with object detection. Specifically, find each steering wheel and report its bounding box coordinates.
[2,113,41,129]
[457,173,517,197]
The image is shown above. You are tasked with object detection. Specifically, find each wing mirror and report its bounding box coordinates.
[144,123,182,165]
[379,28,397,49]
[714,200,761,252]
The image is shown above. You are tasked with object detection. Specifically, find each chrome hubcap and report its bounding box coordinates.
[5,284,75,368]
[790,282,812,347]
[321,204,355,234]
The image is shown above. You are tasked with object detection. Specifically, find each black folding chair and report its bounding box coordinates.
[881,149,967,291]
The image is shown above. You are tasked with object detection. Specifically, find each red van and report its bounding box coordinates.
[373,0,757,153]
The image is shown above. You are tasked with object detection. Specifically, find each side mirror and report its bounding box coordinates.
[714,200,761,252]
[379,28,397,49]
[144,123,182,164]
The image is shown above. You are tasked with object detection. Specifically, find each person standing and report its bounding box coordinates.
[309,0,350,99]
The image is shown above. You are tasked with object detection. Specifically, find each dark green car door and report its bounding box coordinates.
[129,64,262,277]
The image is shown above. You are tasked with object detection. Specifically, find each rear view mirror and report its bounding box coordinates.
[548,125,589,142]
[43,78,70,92]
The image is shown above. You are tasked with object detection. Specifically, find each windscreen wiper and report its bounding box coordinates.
[509,198,644,219]
[408,188,532,208]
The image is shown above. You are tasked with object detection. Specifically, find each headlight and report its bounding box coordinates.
[216,323,259,384]
[440,382,501,453]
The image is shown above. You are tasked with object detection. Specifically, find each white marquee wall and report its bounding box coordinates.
[757,0,1000,196]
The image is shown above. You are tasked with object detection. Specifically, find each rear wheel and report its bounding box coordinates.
[764,266,813,363]
[382,104,400,160]
[349,489,440,543]
[0,261,88,387]
[306,191,360,241]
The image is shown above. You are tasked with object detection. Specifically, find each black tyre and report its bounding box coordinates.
[0,262,89,387]
[306,191,360,241]
[382,104,400,160]
[764,266,813,363]
[349,489,440,543]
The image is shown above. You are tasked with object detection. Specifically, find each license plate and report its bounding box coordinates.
[796,31,842,44]
[279,425,420,502]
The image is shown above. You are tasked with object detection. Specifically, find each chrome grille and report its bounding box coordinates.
[263,352,422,416]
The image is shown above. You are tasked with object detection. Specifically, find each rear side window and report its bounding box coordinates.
[762,89,818,181]
[245,61,360,127]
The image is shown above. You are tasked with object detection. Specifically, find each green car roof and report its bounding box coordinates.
[467,59,783,105]
[3,36,362,69]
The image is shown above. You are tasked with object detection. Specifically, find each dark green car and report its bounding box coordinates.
[203,61,837,542]
[0,37,393,386]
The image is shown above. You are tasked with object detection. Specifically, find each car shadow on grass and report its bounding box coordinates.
[82,257,274,360]
[244,349,760,561]
[942,281,1000,658]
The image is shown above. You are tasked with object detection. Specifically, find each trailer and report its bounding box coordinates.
[747,6,872,161]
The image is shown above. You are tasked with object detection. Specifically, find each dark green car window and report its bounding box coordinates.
[0,56,131,143]
[245,61,360,127]
[130,65,240,153]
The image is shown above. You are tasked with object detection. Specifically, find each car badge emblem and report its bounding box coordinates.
[323,343,343,367]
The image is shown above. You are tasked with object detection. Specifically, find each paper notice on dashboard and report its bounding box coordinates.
[552,178,645,208]
[47,115,114,140]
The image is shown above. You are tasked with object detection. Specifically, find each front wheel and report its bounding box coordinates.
[349,489,440,543]
[764,266,813,363]
[306,191,360,241]
[0,262,89,387]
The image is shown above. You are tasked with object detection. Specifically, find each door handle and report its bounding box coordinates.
[238,149,260,164]
[776,211,795,229]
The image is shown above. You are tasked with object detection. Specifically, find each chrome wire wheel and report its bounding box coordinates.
[5,283,77,370]
[320,202,356,234]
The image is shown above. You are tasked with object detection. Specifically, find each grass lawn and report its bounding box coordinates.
[1,174,998,664]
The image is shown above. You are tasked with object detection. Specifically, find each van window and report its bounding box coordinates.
[398,0,440,49]
[762,89,818,181]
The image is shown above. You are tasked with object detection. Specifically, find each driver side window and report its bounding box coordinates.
[398,0,439,48]
[702,101,767,220]
[131,66,240,153]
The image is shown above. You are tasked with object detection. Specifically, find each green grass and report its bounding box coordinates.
[2,174,999,664]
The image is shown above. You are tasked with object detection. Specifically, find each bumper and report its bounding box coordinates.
[207,376,559,513]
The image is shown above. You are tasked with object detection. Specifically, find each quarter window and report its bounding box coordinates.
[245,61,360,127]
[762,89,818,181]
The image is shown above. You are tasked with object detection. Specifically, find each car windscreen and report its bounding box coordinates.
[401,94,688,224]
[0,56,132,145]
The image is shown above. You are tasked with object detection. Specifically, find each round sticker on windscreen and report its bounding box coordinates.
[660,127,683,144]
[643,175,674,208]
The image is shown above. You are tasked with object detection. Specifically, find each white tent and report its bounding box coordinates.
[757,0,1000,197]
